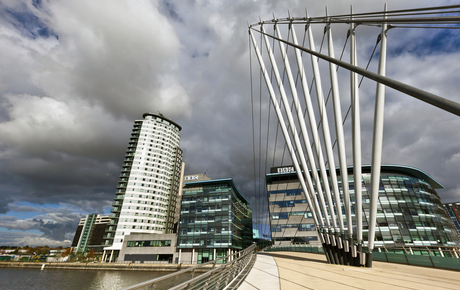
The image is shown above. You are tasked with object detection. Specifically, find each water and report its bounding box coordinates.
[0,268,173,290]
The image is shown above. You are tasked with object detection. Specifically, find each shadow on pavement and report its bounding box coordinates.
[261,252,328,264]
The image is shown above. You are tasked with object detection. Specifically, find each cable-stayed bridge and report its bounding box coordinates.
[248,4,460,267]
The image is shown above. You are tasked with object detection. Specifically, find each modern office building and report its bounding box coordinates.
[176,174,253,264]
[103,113,184,261]
[72,214,111,252]
[444,202,460,238]
[267,165,460,249]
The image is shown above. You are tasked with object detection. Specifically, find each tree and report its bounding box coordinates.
[87,250,96,260]
[61,248,71,258]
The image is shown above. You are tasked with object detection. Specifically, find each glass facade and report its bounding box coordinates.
[267,171,319,245]
[267,165,460,248]
[177,177,253,262]
[443,202,460,239]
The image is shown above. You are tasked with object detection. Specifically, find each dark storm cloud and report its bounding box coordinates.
[1,0,459,246]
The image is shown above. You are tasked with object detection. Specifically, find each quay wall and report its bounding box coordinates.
[0,262,208,272]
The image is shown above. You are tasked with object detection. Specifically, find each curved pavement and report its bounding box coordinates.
[239,251,460,290]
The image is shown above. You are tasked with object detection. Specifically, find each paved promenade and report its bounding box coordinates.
[239,251,460,290]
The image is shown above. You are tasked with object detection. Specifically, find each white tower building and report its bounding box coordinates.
[103,113,184,259]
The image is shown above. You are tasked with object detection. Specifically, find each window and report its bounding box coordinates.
[127,240,172,247]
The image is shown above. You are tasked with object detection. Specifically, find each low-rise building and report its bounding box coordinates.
[115,233,178,263]
[176,174,253,264]
[267,165,460,249]
[72,214,111,252]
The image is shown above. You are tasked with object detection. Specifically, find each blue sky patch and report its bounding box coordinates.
[5,5,57,40]
[388,28,460,57]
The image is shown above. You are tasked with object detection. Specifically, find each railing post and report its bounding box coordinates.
[202,272,213,290]
[214,265,226,290]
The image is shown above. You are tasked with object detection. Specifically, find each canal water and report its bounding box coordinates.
[0,268,176,290]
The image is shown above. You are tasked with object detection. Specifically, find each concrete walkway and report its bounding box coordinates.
[240,251,460,290]
[238,253,280,290]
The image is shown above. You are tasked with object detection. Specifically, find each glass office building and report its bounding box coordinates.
[267,165,460,248]
[177,174,253,264]
[444,202,460,239]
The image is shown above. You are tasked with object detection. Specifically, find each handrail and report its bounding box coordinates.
[121,243,256,290]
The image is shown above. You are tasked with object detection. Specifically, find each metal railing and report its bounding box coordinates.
[121,243,256,290]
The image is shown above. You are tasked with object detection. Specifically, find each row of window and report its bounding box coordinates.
[271,223,316,232]
[270,211,313,219]
[268,189,302,196]
[269,200,307,207]
[127,240,171,247]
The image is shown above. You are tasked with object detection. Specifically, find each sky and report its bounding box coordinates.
[1,0,460,247]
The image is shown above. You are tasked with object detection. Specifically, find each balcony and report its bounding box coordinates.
[112,201,123,207]
[122,162,133,167]
[103,235,114,240]
[111,207,121,213]
[114,195,125,200]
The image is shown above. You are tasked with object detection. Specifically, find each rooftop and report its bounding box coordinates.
[184,178,251,205]
[266,164,443,189]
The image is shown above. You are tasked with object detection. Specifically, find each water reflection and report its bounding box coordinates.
[0,268,172,290]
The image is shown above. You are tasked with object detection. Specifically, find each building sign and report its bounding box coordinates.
[277,166,295,173]
[185,175,199,181]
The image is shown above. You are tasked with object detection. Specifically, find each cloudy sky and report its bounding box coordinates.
[0,0,459,247]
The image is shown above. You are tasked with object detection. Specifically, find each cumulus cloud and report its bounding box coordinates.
[1,0,459,245]
[0,231,72,248]
[0,211,80,244]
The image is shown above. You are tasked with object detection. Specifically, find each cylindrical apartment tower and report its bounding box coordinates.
[103,113,184,253]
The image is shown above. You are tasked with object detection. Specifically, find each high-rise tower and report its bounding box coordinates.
[103,113,184,256]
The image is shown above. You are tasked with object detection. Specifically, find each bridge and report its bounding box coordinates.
[248,4,460,267]
[121,244,460,290]
[239,250,460,290]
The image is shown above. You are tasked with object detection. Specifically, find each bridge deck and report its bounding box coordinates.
[239,251,460,290]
